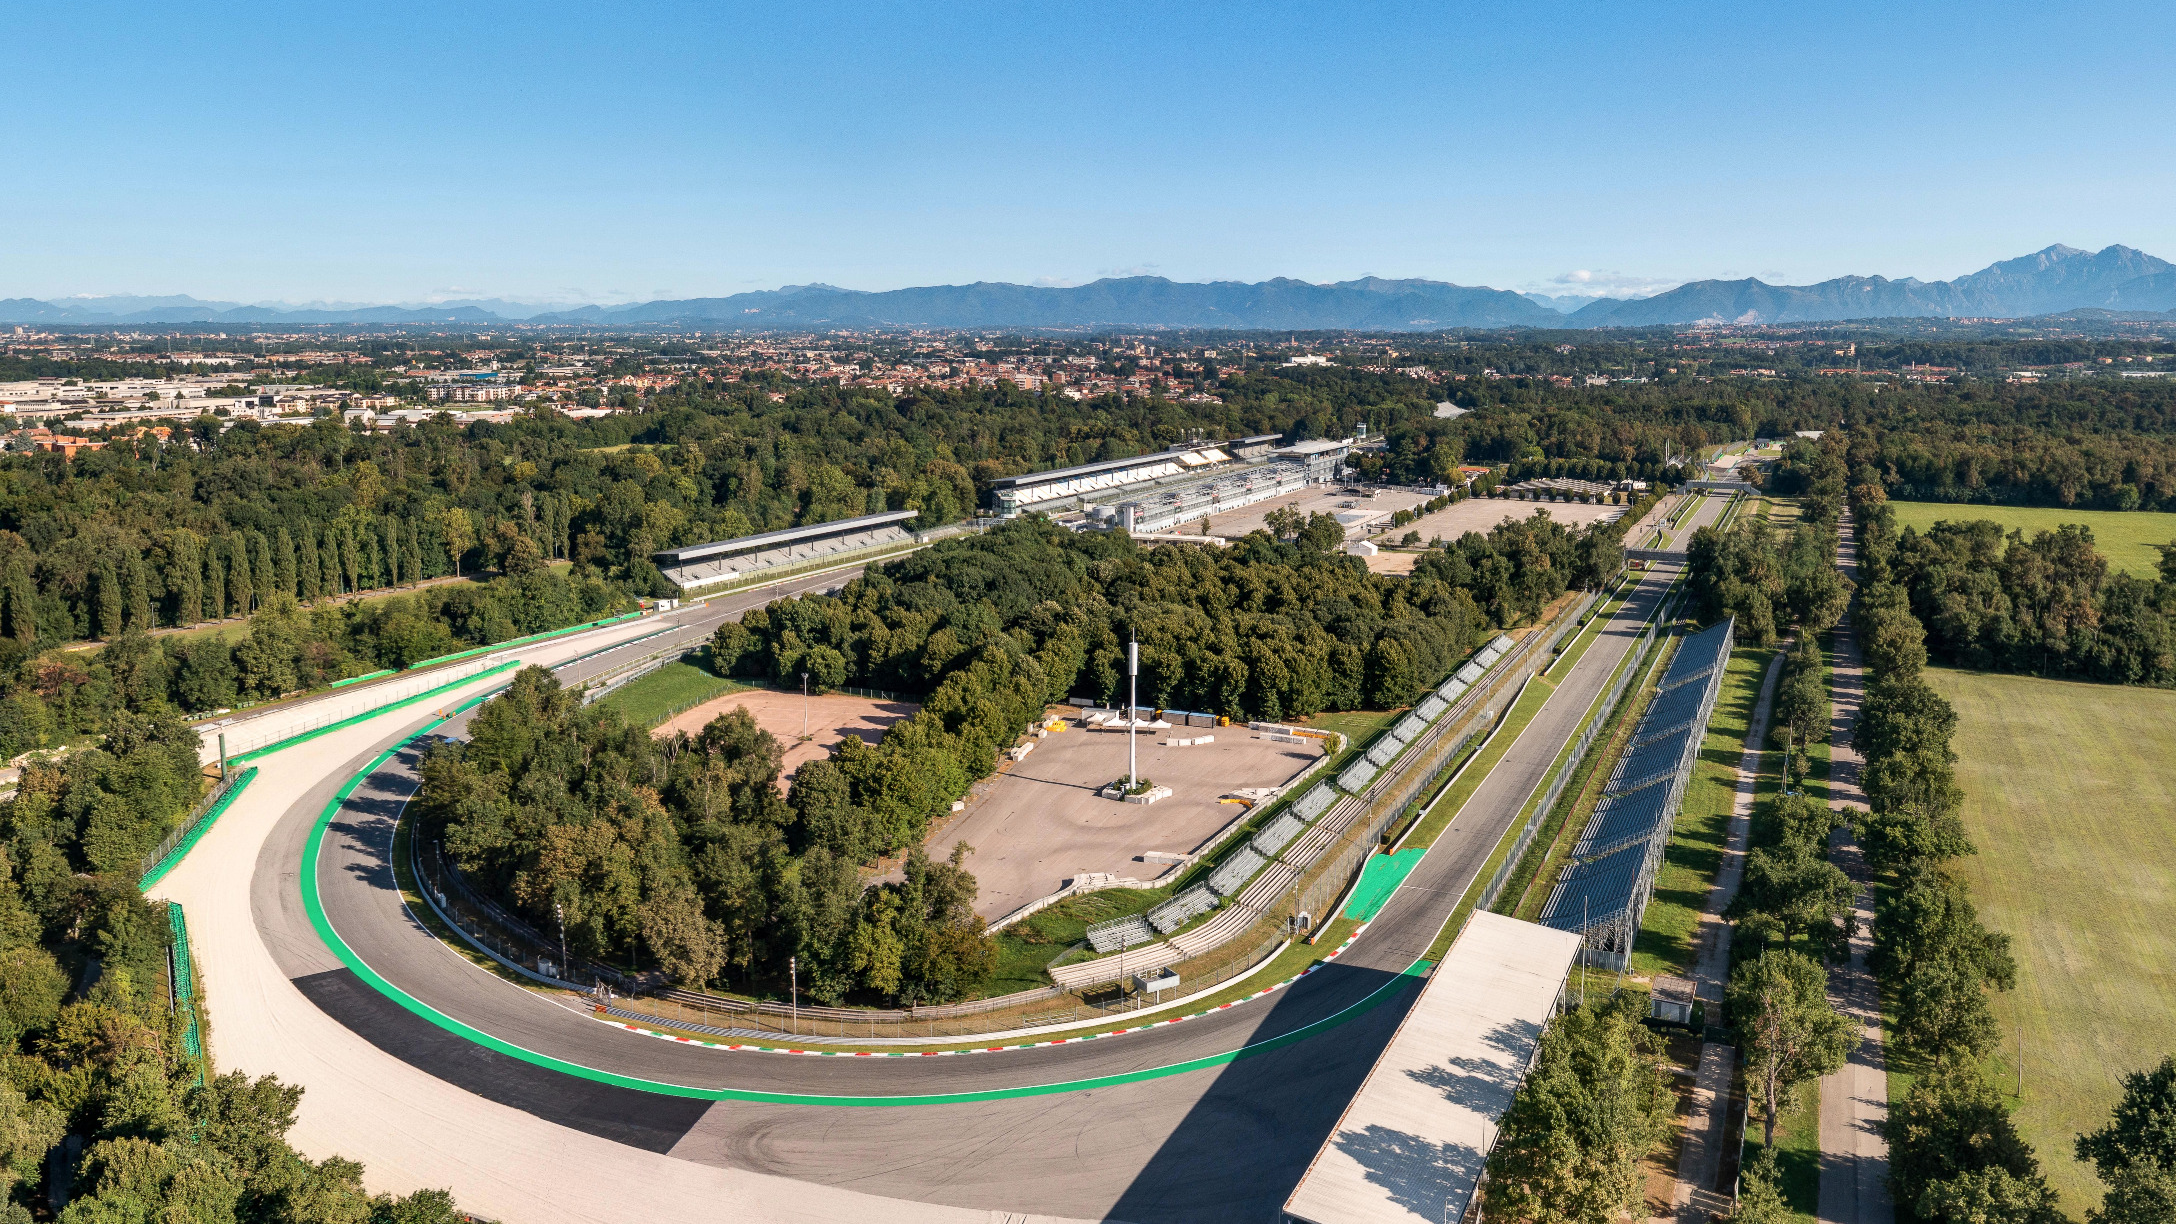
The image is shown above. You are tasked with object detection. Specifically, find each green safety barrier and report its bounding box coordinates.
[401,610,645,672]
[329,669,396,689]
[140,767,259,890]
[231,660,520,765]
[168,901,206,1082]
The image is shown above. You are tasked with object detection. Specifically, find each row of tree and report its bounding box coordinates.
[415,667,995,1007]
[0,708,460,1220]
[2,568,625,763]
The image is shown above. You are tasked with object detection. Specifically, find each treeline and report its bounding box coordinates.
[415,668,993,1006]
[710,512,1605,859]
[1865,491,2176,686]
[1685,438,1855,646]
[1,568,623,762]
[1483,994,1672,1222]
[0,705,460,1220]
[1848,480,2063,1220]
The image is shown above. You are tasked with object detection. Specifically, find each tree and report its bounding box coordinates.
[2090,1163,2176,1224]
[1484,994,1672,1224]
[1887,1059,2063,1224]
[3,553,32,646]
[1727,950,1854,1148]
[2077,1055,2176,1181]
[1729,1148,1792,1224]
[275,526,298,599]
[1299,510,1345,553]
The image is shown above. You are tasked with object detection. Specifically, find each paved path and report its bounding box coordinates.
[1817,512,1894,1224]
[1671,646,1785,1222]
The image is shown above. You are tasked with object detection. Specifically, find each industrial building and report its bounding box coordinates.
[651,509,919,592]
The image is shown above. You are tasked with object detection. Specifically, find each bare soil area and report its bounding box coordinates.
[654,687,919,790]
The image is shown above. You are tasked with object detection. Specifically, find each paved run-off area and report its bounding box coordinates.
[1932,667,2176,1212]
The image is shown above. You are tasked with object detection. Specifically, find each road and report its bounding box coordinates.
[155,496,1733,1224]
[1817,513,1895,1224]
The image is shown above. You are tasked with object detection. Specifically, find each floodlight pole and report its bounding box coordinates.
[1127,637,1139,788]
[801,672,809,740]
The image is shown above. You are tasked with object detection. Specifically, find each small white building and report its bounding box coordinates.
[1345,540,1378,557]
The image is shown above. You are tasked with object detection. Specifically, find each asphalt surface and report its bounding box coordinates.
[184,498,1737,1224]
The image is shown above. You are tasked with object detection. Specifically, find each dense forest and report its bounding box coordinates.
[0,699,461,1220]
[416,667,993,1007]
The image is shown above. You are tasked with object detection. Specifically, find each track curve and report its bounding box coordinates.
[153,494,1728,1223]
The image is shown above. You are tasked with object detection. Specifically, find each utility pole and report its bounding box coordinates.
[801,671,810,740]
[554,901,568,982]
[789,955,798,1036]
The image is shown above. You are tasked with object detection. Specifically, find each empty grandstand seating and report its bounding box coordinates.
[1540,620,1733,967]
[1207,845,1267,897]
[1415,693,1448,722]
[1364,737,1401,768]
[1085,914,1156,954]
[1338,757,1381,794]
[1291,782,1336,822]
[1251,812,1305,859]
[1147,885,1219,934]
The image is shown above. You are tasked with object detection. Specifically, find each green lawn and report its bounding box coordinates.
[1629,646,1777,978]
[1889,501,2176,577]
[988,886,1172,994]
[1930,667,2176,1212]
[594,657,747,727]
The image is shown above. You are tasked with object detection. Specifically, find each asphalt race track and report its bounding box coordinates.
[154,494,1730,1224]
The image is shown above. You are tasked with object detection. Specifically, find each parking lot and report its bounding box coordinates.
[1203,484,1435,542]
[938,717,1324,920]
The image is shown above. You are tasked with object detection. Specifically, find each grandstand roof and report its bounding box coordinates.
[651,509,918,565]
[1284,913,1582,1224]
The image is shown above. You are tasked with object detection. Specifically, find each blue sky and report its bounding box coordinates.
[8,0,2174,303]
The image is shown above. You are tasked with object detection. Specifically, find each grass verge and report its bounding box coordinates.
[595,656,748,727]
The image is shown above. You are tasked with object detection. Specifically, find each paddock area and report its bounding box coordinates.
[941,718,1325,921]
[653,687,919,790]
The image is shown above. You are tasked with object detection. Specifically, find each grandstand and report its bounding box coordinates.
[1084,913,1155,954]
[1538,619,1733,969]
[989,444,1244,517]
[651,509,920,592]
[1112,460,1309,534]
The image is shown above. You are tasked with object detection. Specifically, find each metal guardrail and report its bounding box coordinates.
[139,767,251,883]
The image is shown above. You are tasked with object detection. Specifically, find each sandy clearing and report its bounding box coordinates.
[654,687,920,789]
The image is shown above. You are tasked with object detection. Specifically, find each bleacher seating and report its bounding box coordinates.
[1147,885,1219,934]
[1207,845,1267,897]
[653,509,920,591]
[1338,757,1380,794]
[1291,783,1336,822]
[1540,618,1734,961]
[1251,812,1305,859]
[1085,914,1156,954]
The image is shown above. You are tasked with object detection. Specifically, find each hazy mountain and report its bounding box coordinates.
[1571,245,2176,326]
[5,246,2173,330]
[532,276,1562,330]
[1523,293,1624,314]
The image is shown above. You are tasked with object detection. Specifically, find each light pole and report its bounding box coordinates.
[1127,636,1139,789]
[789,955,798,1036]
[801,671,810,741]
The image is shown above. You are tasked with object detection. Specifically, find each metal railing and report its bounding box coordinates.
[1475,592,1677,915]
[138,767,253,883]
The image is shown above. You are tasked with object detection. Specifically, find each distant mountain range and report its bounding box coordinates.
[10,245,2176,332]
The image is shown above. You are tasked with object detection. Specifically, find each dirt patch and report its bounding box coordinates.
[653,687,919,791]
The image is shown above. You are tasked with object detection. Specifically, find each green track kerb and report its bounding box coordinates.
[300,731,1430,1105]
[230,661,521,765]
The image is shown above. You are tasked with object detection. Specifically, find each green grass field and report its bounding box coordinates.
[1930,667,2176,1213]
[1889,502,2176,577]
[988,886,1172,993]
[594,657,747,727]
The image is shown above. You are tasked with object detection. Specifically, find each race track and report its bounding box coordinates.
[151,495,1729,1223]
